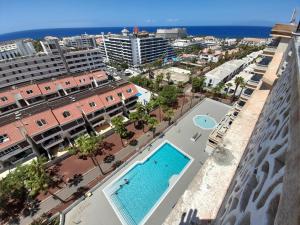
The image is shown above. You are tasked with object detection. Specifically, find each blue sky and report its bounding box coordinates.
[0,0,298,34]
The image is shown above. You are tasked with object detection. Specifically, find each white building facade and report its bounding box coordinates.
[100,30,176,66]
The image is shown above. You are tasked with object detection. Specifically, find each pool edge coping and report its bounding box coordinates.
[102,140,194,225]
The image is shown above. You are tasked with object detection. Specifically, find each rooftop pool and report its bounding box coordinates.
[104,141,192,225]
[193,114,217,129]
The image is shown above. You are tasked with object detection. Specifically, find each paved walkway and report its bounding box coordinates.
[63,98,231,225]
[17,95,200,225]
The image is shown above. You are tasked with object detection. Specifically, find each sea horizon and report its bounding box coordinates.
[0,25,272,42]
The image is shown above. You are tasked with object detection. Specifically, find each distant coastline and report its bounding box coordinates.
[0,26,271,42]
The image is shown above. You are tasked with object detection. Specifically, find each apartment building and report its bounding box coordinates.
[214,23,299,225]
[0,120,35,171]
[62,34,97,49]
[100,29,175,66]
[0,71,109,115]
[0,53,67,88]
[64,48,105,73]
[0,80,139,172]
[0,39,36,60]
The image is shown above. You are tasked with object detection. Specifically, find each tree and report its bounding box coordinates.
[154,73,164,91]
[232,76,245,102]
[23,157,51,197]
[67,134,103,173]
[192,77,206,93]
[159,85,178,107]
[166,72,171,84]
[238,82,246,99]
[212,82,225,97]
[111,116,128,146]
[130,102,147,131]
[145,116,158,137]
[163,107,174,125]
[129,111,139,127]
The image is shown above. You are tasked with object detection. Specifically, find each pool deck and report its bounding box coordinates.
[64,98,231,225]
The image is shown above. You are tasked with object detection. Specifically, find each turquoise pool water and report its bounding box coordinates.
[136,92,142,97]
[193,115,217,129]
[107,142,190,225]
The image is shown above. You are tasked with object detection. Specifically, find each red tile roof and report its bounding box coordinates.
[0,122,26,150]
[0,90,16,107]
[92,71,108,81]
[52,103,83,125]
[21,110,60,137]
[78,95,105,115]
[38,81,58,95]
[120,83,138,100]
[16,84,42,99]
[74,74,94,86]
[55,77,78,89]
[98,90,122,108]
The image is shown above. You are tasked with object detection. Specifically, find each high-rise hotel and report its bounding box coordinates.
[100,28,176,66]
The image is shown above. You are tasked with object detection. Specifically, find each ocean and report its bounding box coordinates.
[0,26,271,42]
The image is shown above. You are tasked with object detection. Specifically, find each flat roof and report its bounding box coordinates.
[205,59,245,80]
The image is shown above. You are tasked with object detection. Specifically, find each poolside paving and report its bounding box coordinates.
[64,98,231,225]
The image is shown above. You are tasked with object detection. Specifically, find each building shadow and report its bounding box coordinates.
[179,209,212,225]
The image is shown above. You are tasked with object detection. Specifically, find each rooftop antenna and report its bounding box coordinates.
[290,8,297,25]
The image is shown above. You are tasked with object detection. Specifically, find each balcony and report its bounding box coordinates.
[235,100,246,111]
[69,125,87,138]
[240,88,254,101]
[262,47,276,57]
[246,74,263,88]
[42,135,63,149]
[32,126,62,143]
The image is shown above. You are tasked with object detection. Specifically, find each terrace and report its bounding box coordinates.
[63,98,231,225]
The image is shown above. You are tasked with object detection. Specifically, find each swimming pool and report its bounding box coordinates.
[104,141,192,225]
[136,92,142,97]
[193,115,217,129]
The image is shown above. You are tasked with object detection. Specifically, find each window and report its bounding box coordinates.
[1,96,8,102]
[0,134,9,143]
[117,92,122,97]
[126,88,132,93]
[26,90,33,94]
[65,81,71,85]
[89,102,96,107]
[63,111,71,118]
[36,119,47,127]
[106,96,114,101]
[45,86,51,91]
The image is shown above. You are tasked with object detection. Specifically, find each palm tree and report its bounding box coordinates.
[67,134,103,173]
[166,72,171,84]
[111,116,128,146]
[146,116,158,137]
[155,73,164,92]
[155,96,164,122]
[163,107,174,125]
[129,111,139,127]
[238,82,246,99]
[23,157,50,197]
[23,157,67,202]
[232,77,245,102]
